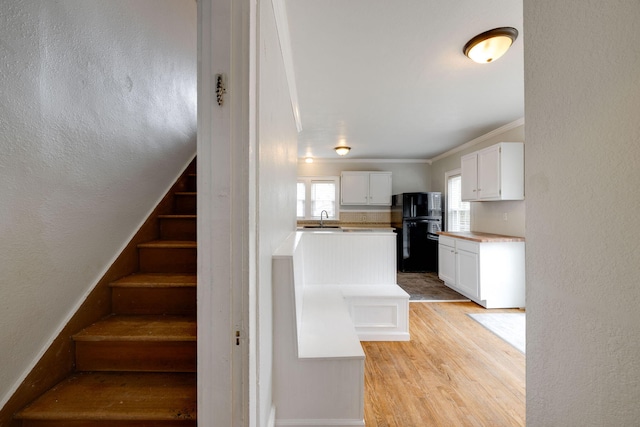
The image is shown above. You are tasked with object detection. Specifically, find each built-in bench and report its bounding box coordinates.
[273,231,409,427]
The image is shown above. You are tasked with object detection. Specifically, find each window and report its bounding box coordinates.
[297,176,340,220]
[445,170,470,232]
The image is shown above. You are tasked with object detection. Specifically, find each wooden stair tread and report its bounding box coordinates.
[74,315,196,342]
[158,214,197,219]
[111,273,196,288]
[137,241,197,249]
[174,192,196,196]
[16,372,196,421]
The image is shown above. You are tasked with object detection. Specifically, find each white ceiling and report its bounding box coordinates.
[283,0,524,160]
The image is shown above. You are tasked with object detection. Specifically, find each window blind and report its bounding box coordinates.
[311,181,336,217]
[447,175,470,232]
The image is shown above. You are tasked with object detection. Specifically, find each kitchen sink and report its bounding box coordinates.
[302,225,342,230]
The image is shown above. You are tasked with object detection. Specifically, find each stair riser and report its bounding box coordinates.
[174,195,196,214]
[75,342,196,372]
[112,288,196,315]
[138,248,196,273]
[21,420,195,427]
[159,218,196,241]
[186,175,196,192]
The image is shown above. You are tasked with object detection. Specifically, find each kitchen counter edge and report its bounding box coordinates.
[437,231,525,243]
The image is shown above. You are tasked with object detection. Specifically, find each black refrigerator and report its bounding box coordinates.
[392,192,442,272]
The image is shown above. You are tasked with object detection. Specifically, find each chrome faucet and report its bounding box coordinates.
[320,210,329,228]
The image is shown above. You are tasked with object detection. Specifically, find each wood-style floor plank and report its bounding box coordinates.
[362,302,525,427]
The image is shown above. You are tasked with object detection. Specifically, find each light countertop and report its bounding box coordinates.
[437,231,525,243]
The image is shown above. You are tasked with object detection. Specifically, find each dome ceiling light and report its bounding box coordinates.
[463,27,518,64]
[334,146,351,156]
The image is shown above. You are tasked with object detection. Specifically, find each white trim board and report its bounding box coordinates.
[299,158,432,164]
[430,118,525,163]
[272,0,302,132]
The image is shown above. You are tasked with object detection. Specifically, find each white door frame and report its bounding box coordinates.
[197,0,254,425]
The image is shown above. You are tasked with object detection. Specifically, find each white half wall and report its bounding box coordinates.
[0,0,196,407]
[256,0,299,425]
[525,1,640,424]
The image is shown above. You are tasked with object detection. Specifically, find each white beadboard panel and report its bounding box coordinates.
[293,240,305,344]
[301,233,396,285]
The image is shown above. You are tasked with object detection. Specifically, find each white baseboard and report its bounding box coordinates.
[268,405,277,427]
[275,419,365,427]
[358,331,410,341]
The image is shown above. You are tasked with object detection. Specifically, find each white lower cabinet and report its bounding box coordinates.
[438,235,525,308]
[455,243,479,300]
[437,237,456,285]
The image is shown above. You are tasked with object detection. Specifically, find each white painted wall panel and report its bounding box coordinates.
[302,233,396,285]
[257,0,300,424]
[0,0,196,407]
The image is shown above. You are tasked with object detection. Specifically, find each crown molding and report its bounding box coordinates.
[298,158,432,164]
[272,0,302,132]
[429,118,525,162]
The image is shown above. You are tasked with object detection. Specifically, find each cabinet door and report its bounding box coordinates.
[341,173,369,205]
[460,153,478,201]
[456,249,479,299]
[438,243,456,285]
[368,173,392,205]
[477,145,501,199]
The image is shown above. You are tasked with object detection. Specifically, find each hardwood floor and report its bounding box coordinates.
[362,302,525,427]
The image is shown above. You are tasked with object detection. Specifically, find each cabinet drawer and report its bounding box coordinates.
[439,235,455,248]
[456,239,479,254]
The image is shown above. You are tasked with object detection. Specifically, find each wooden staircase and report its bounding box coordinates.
[15,163,198,426]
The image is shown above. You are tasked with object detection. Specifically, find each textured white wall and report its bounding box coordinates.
[257,0,299,424]
[525,1,640,425]
[0,0,196,406]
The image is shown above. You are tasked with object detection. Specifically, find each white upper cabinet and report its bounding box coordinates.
[461,142,524,201]
[460,153,479,201]
[341,171,392,206]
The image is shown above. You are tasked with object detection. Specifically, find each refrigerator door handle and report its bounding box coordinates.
[402,225,410,259]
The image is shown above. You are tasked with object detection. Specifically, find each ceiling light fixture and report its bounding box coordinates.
[334,146,351,156]
[304,157,314,163]
[463,27,518,64]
